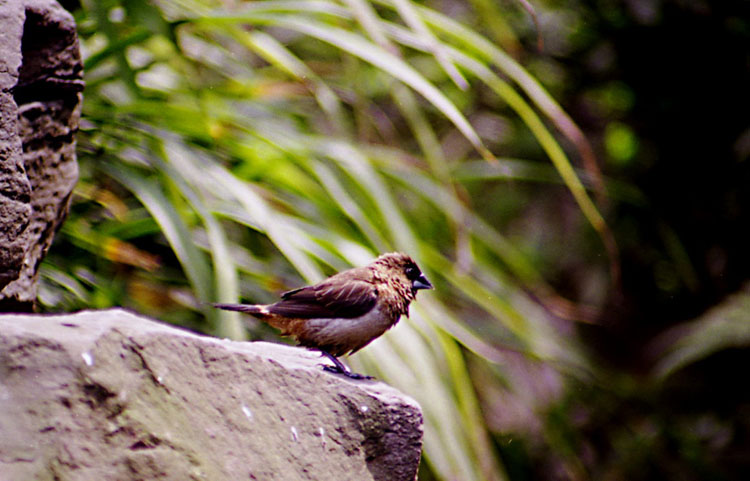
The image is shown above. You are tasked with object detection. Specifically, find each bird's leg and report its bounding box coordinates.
[318,350,373,380]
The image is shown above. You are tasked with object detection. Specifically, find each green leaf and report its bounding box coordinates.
[654,286,750,379]
[103,162,213,304]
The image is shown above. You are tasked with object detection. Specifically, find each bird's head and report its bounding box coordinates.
[373,252,433,295]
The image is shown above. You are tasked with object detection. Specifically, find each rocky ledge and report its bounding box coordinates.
[0,309,423,480]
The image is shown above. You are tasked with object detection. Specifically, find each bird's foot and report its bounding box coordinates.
[321,364,373,380]
[317,350,373,380]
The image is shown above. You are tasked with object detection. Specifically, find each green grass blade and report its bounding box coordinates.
[239,29,351,136]
[160,140,245,340]
[389,0,468,89]
[193,12,495,161]
[316,140,419,254]
[103,162,213,304]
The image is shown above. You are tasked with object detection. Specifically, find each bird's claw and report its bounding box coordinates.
[321,364,373,380]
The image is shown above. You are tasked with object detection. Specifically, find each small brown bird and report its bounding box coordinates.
[214,252,432,379]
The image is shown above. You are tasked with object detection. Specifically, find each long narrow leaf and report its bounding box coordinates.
[103,163,213,303]
[193,12,496,162]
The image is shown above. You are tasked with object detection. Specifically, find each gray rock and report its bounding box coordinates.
[0,1,33,293]
[0,0,83,308]
[0,309,423,480]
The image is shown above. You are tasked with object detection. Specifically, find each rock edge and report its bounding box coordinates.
[0,309,423,481]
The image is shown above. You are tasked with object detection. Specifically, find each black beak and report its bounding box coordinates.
[412,273,433,291]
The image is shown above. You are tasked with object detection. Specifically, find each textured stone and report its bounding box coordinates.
[0,0,83,308]
[0,309,423,480]
[0,0,32,292]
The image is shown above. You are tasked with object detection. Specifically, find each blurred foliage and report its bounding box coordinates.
[41,0,748,480]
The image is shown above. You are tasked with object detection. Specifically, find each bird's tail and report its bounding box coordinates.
[212,303,271,318]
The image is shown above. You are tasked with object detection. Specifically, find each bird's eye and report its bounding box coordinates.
[405,265,419,280]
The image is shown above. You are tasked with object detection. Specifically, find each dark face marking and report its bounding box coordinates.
[403,262,432,292]
[404,264,420,280]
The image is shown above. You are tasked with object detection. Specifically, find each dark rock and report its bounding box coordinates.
[0,0,82,308]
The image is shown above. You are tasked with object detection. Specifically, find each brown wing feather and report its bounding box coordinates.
[270,267,378,319]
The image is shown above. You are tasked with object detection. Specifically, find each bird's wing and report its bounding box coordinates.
[271,277,378,319]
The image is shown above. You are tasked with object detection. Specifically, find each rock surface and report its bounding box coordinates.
[0,0,83,309]
[0,0,33,293]
[0,309,423,480]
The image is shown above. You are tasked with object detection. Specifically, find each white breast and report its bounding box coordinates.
[304,305,395,351]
